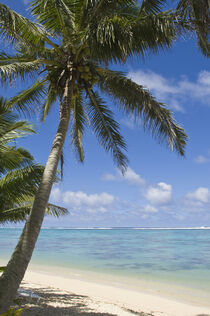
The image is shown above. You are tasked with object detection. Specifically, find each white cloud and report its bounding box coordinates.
[128,69,210,112]
[63,191,114,211]
[50,186,162,220]
[186,187,210,204]
[103,167,145,186]
[102,173,116,181]
[51,188,115,213]
[51,188,62,202]
[123,167,145,186]
[194,155,210,164]
[120,115,142,130]
[145,182,172,205]
[199,71,210,86]
[144,204,158,213]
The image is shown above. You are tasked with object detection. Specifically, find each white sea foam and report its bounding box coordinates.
[2,226,210,230]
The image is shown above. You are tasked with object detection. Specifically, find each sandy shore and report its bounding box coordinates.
[11,268,209,316]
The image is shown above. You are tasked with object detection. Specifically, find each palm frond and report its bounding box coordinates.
[86,88,128,172]
[0,206,31,224]
[0,98,34,141]
[87,7,177,63]
[30,0,75,37]
[0,120,33,138]
[97,68,187,155]
[0,164,44,207]
[0,202,68,223]
[0,60,41,86]
[0,52,35,63]
[139,0,167,15]
[8,80,48,117]
[0,3,47,47]
[41,83,58,121]
[177,0,210,57]
[0,147,34,176]
[45,203,68,217]
[131,11,178,56]
[71,92,86,162]
[79,0,136,27]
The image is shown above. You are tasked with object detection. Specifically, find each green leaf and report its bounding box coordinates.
[97,68,187,156]
[8,80,48,117]
[70,91,86,162]
[86,88,128,172]
[0,60,41,86]
[0,3,47,46]
[30,0,75,37]
[176,0,210,57]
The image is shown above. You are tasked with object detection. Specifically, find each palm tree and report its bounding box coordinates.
[176,0,210,56]
[0,97,67,223]
[0,0,187,311]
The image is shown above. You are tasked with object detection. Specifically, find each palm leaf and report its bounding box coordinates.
[87,8,178,63]
[97,68,187,155]
[70,92,86,162]
[0,206,32,224]
[45,203,68,217]
[8,80,48,117]
[0,147,34,176]
[0,60,41,86]
[139,0,167,14]
[86,88,128,172]
[0,165,44,207]
[30,0,75,36]
[0,202,68,224]
[41,83,58,121]
[0,3,47,46]
[177,0,210,57]
[0,98,35,174]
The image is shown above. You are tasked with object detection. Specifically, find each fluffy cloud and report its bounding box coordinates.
[51,187,62,202]
[144,182,172,205]
[51,189,115,213]
[128,69,210,112]
[50,185,161,219]
[50,165,210,226]
[103,167,145,186]
[186,187,210,204]
[143,204,158,213]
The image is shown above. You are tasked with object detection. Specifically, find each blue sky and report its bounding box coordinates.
[2,1,210,227]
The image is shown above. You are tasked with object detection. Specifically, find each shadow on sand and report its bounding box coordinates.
[14,285,210,316]
[15,285,151,316]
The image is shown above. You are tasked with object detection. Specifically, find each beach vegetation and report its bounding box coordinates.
[0,98,68,222]
[0,308,23,316]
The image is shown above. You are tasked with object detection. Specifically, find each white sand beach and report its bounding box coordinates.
[12,267,210,316]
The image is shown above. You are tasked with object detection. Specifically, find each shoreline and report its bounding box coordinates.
[22,267,210,316]
[28,262,210,306]
[1,257,210,315]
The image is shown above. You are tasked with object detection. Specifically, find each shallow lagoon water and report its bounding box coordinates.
[1,228,210,299]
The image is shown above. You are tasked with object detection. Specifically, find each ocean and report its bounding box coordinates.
[1,228,210,304]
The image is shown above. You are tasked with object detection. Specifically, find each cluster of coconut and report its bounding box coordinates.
[77,64,98,85]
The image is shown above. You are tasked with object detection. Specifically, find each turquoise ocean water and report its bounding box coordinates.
[1,228,210,303]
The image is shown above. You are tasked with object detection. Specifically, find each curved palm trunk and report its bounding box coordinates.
[0,79,72,312]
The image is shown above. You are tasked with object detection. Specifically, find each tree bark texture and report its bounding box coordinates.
[0,78,72,312]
